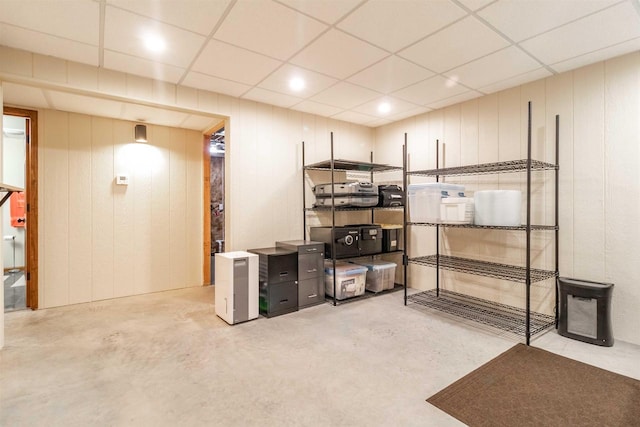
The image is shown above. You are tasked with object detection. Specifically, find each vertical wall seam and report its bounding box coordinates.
[602,60,607,280]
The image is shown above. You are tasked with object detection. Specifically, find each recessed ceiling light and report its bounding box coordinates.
[143,33,166,53]
[378,102,391,114]
[289,77,305,92]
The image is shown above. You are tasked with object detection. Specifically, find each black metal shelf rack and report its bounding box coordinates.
[408,289,556,337]
[403,102,560,345]
[302,133,406,306]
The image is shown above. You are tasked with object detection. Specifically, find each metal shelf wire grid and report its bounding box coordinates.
[409,255,557,283]
[408,222,557,231]
[408,159,557,177]
[307,206,403,212]
[305,159,402,173]
[408,289,555,337]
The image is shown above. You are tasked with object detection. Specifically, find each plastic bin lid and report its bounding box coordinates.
[324,261,367,275]
[353,260,397,271]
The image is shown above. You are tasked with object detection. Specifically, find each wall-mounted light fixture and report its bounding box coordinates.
[135,124,147,143]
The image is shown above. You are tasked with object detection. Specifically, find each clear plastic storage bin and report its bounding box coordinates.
[408,183,465,223]
[324,261,367,300]
[353,260,397,293]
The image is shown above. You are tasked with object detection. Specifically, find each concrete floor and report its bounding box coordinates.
[1,286,639,427]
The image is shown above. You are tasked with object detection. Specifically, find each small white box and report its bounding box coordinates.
[408,183,465,223]
[324,261,367,300]
[440,197,474,224]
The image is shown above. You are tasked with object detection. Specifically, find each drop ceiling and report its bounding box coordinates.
[1,0,639,128]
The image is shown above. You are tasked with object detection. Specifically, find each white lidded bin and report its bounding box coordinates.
[407,183,465,223]
[324,261,367,300]
[440,197,474,224]
[474,190,521,226]
[353,260,397,293]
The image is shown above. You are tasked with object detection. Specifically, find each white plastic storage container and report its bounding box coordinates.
[324,261,367,300]
[353,261,397,293]
[473,190,521,226]
[407,183,465,223]
[440,197,474,224]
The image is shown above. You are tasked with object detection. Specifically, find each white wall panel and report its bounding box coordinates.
[603,52,640,345]
[150,126,172,291]
[68,113,92,304]
[91,116,115,301]
[113,120,135,298]
[43,110,70,307]
[184,129,202,287]
[169,128,188,291]
[573,63,606,280]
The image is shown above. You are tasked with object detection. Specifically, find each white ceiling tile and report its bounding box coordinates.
[550,37,640,73]
[347,55,435,94]
[290,29,388,79]
[310,82,381,109]
[257,64,338,97]
[337,0,466,52]
[444,46,541,89]
[0,0,99,45]
[479,0,619,42]
[426,90,483,110]
[180,115,220,131]
[181,71,252,98]
[104,6,206,68]
[241,88,303,108]
[398,16,509,73]
[331,110,378,125]
[387,106,431,122]
[106,0,231,36]
[291,100,343,117]
[392,75,469,105]
[121,103,188,128]
[276,0,361,24]
[46,90,124,119]
[2,83,49,109]
[104,50,185,84]
[519,2,640,65]
[365,118,393,128]
[0,23,99,66]
[478,67,552,94]
[214,0,327,61]
[191,39,282,85]
[353,96,423,119]
[456,0,495,11]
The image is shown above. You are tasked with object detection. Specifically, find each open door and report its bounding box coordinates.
[3,107,38,310]
[203,120,225,286]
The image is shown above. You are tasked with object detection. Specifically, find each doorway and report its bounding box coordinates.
[3,107,38,311]
[203,122,225,285]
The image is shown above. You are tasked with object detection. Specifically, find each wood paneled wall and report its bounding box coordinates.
[39,111,202,308]
[374,52,640,345]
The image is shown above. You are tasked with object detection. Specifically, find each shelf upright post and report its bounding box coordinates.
[302,141,306,240]
[330,132,337,306]
[555,114,560,327]
[403,135,408,306]
[370,151,375,224]
[436,140,440,298]
[526,101,532,345]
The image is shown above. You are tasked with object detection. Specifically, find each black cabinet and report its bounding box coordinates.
[276,240,325,309]
[248,247,298,318]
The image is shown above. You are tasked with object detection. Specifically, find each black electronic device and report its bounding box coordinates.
[346,224,382,256]
[377,185,404,207]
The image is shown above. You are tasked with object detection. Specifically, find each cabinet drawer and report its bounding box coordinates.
[298,253,323,281]
[261,281,298,317]
[298,278,324,308]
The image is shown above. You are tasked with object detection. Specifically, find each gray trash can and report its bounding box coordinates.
[558,277,614,347]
